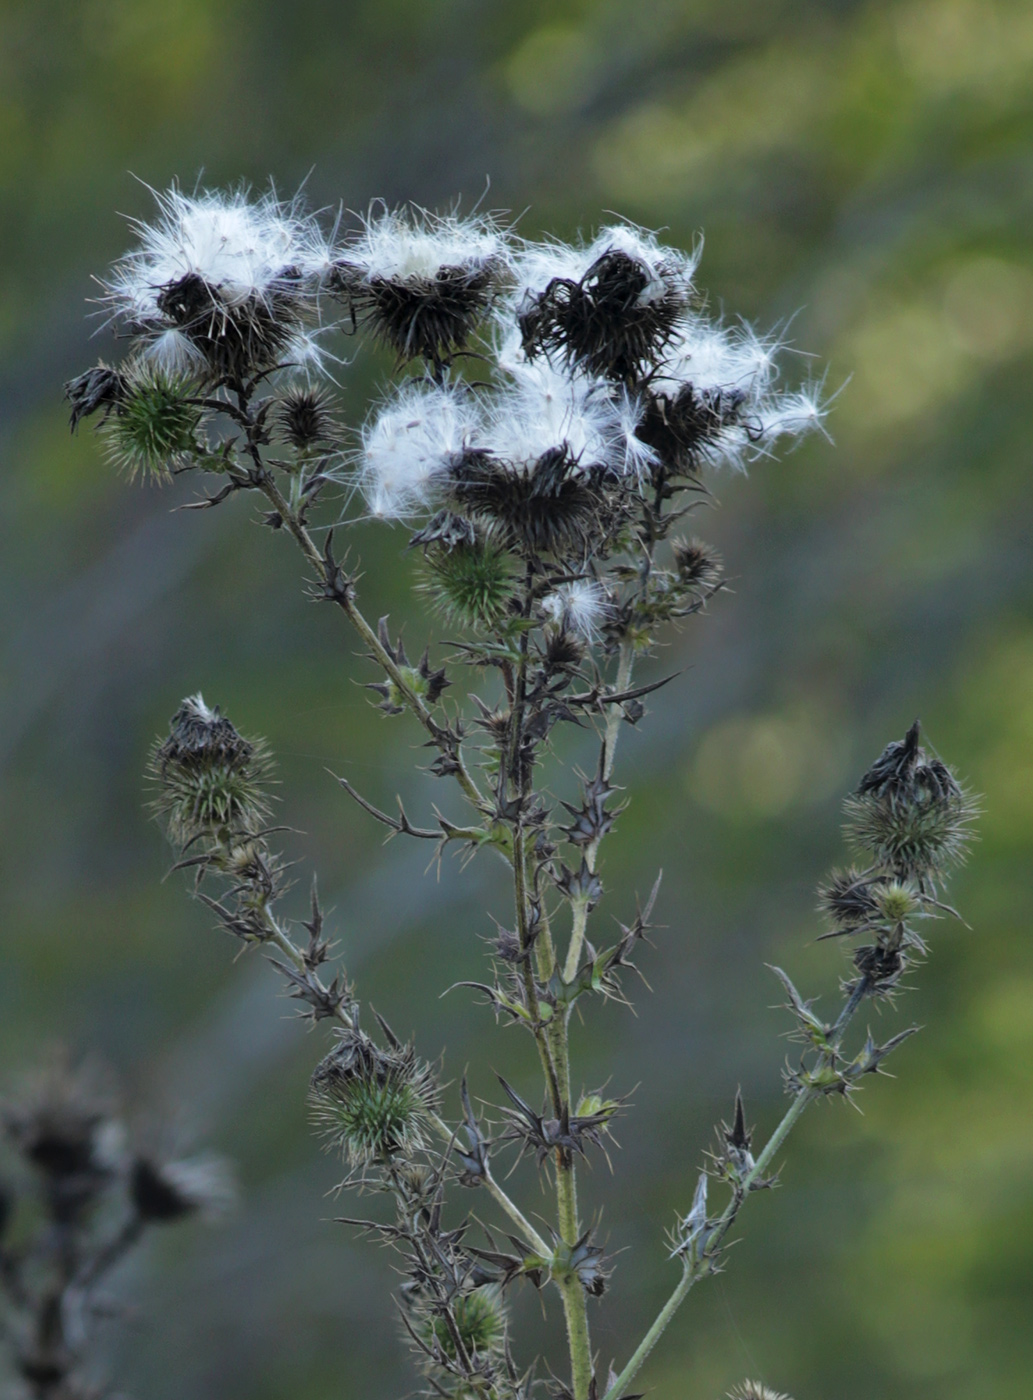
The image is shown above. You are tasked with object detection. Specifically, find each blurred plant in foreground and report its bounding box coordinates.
[0,1051,232,1400]
[67,187,978,1400]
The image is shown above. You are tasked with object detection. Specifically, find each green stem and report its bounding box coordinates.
[603,975,872,1400]
[564,641,635,981]
[602,1089,814,1400]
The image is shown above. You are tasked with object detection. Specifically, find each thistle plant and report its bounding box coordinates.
[67,186,978,1400]
[0,1050,232,1400]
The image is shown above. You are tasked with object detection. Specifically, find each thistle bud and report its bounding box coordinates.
[415,1286,506,1365]
[844,722,977,882]
[671,537,723,593]
[101,363,202,481]
[271,384,341,450]
[309,1027,437,1167]
[150,694,272,848]
[418,534,514,630]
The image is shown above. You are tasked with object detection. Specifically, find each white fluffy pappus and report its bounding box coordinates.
[340,206,510,284]
[103,185,332,327]
[541,579,612,643]
[485,359,623,474]
[658,316,780,400]
[359,380,481,519]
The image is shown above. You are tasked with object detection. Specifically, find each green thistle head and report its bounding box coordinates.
[149,694,272,848]
[309,1028,437,1167]
[844,782,977,881]
[419,536,514,630]
[103,363,201,481]
[420,1287,506,1364]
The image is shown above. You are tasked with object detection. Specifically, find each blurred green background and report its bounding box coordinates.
[1,1,1032,1397]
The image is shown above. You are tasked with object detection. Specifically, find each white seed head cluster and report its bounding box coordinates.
[102,186,332,369]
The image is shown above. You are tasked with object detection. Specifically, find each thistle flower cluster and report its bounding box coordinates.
[68,184,976,1400]
[0,1051,231,1400]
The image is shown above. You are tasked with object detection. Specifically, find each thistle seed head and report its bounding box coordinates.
[514,225,695,382]
[333,206,510,365]
[101,185,330,378]
[309,1028,438,1167]
[130,1152,235,1224]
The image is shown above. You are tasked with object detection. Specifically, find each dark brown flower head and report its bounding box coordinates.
[445,447,617,560]
[671,537,723,593]
[519,244,689,383]
[845,722,978,882]
[638,382,753,480]
[151,695,272,847]
[3,1053,120,1223]
[331,209,510,367]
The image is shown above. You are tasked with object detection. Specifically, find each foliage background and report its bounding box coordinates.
[1,2,1031,1397]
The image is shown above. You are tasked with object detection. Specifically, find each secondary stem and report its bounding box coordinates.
[603,976,871,1400]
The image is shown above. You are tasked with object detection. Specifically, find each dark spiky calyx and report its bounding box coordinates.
[154,269,304,377]
[272,384,341,449]
[637,382,752,480]
[334,257,504,365]
[445,447,621,560]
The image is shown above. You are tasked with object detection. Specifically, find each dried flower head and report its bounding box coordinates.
[130,1152,236,1223]
[150,694,272,847]
[514,224,696,381]
[2,1052,121,1223]
[271,383,341,449]
[309,1027,438,1167]
[333,206,510,365]
[845,721,977,881]
[101,185,330,377]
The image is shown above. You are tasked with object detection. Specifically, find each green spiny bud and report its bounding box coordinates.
[419,537,514,630]
[102,362,202,481]
[309,1028,437,1167]
[149,694,272,847]
[420,1287,506,1364]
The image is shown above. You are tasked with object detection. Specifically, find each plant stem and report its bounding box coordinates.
[251,469,490,820]
[602,975,871,1400]
[564,641,635,981]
